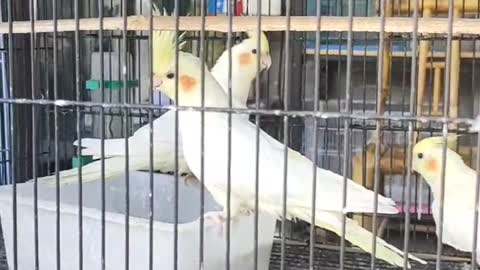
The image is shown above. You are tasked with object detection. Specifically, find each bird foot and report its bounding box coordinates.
[183,174,198,186]
[239,207,254,216]
[203,211,227,237]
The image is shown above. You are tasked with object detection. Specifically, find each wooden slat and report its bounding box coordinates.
[1,16,480,35]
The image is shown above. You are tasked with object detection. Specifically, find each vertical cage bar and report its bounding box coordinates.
[253,0,262,269]
[74,0,82,268]
[199,0,206,269]
[52,0,61,267]
[0,25,8,185]
[371,0,386,269]
[340,0,353,269]
[280,1,291,270]
[28,0,39,267]
[43,0,50,177]
[309,0,321,268]
[436,0,455,269]
[173,0,180,269]
[6,0,16,268]
[403,0,420,269]
[122,0,130,268]
[471,11,480,268]
[225,0,233,269]
[98,0,106,268]
[472,129,480,270]
[148,1,154,270]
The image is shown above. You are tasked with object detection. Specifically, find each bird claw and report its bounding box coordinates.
[201,207,254,237]
[239,207,254,216]
[183,174,198,186]
[203,211,227,237]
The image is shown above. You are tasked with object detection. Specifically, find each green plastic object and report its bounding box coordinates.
[86,80,139,91]
[72,155,94,168]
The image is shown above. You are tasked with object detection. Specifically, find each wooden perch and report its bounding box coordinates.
[394,0,480,14]
[1,16,480,35]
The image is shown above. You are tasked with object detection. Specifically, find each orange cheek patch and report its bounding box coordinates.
[239,52,253,66]
[180,75,197,93]
[426,158,439,173]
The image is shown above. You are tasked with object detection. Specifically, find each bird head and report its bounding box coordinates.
[152,27,226,108]
[232,31,272,77]
[412,135,460,184]
[212,30,271,81]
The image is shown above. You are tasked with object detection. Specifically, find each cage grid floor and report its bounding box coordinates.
[268,240,474,270]
[0,224,474,269]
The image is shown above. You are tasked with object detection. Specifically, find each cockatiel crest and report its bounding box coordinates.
[152,3,187,79]
[414,135,459,153]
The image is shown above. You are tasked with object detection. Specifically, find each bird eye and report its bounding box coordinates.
[417,153,423,159]
[166,73,175,79]
[251,49,257,54]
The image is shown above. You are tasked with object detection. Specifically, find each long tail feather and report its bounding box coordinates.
[32,157,142,186]
[73,138,126,158]
[290,207,427,268]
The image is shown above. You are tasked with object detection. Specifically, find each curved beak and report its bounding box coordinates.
[261,53,272,70]
[153,77,163,91]
[410,162,418,174]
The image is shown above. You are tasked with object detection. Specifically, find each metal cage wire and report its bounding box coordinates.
[0,0,479,270]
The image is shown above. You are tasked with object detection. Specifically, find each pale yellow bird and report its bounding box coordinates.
[33,5,272,186]
[413,135,480,263]
[151,27,426,268]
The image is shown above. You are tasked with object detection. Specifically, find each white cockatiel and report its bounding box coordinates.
[33,6,272,185]
[153,27,426,268]
[412,136,480,262]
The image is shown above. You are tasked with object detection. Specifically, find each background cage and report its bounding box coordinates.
[0,0,479,269]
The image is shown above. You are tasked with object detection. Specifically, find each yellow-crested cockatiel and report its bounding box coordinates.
[152,23,426,268]
[33,4,271,185]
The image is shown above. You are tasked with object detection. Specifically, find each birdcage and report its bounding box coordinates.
[0,0,479,269]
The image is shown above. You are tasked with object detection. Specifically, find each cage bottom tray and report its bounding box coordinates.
[268,239,475,270]
[0,228,474,269]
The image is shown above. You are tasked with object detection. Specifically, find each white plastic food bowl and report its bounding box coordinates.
[0,171,276,270]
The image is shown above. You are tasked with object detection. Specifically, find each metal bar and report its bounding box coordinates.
[436,1,455,269]
[0,34,6,184]
[1,97,479,126]
[309,0,321,268]
[52,0,61,267]
[73,0,82,268]
[253,0,262,269]
[98,0,106,268]
[6,0,16,268]
[371,0,386,268]
[173,0,180,269]
[403,0,420,269]
[148,1,154,270]
[472,123,480,270]
[340,0,353,269]
[28,0,39,268]
[280,1,291,269]
[43,0,52,177]
[225,0,233,269]
[122,0,130,269]
[199,0,206,269]
[470,10,480,269]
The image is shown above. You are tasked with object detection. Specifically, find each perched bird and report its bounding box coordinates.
[152,29,426,268]
[412,136,480,262]
[33,5,272,186]
[210,30,271,105]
